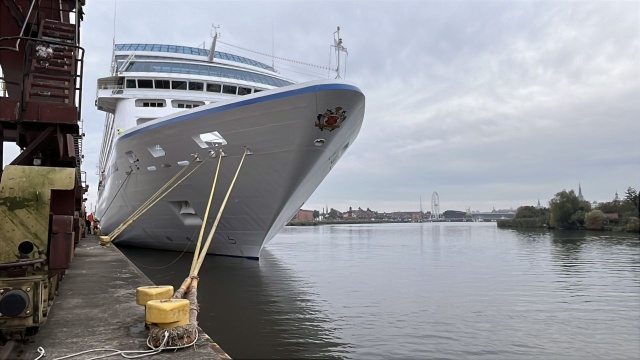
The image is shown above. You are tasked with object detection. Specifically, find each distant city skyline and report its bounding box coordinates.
[305,184,626,214]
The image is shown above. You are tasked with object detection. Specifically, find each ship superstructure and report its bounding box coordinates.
[94,30,365,259]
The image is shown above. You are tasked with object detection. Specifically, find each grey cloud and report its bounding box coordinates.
[5,0,636,213]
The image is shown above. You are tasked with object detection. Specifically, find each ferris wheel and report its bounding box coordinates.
[431,192,441,220]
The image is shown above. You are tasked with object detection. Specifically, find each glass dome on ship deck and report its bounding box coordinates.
[114,44,276,72]
[114,44,292,87]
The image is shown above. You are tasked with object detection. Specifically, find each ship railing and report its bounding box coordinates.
[99,85,124,90]
[98,112,116,181]
[97,84,125,97]
[96,75,124,98]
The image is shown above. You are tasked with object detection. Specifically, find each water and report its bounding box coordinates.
[120,223,640,359]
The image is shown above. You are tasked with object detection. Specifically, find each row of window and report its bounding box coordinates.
[114,44,275,71]
[120,60,293,87]
[139,101,164,107]
[134,99,206,109]
[126,78,259,96]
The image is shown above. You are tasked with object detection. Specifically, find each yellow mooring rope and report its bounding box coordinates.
[191,147,249,276]
[109,155,196,238]
[149,147,249,347]
[110,152,216,241]
[189,150,223,275]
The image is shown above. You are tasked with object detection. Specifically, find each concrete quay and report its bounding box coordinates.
[13,235,229,359]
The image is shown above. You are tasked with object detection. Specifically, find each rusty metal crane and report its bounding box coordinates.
[0,0,86,339]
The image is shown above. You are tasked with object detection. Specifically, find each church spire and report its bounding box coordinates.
[578,183,584,201]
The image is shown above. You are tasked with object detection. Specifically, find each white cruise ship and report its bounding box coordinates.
[94,31,365,259]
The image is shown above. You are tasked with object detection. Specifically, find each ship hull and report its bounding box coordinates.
[95,81,365,259]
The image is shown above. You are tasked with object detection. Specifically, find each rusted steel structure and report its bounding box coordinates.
[0,0,86,339]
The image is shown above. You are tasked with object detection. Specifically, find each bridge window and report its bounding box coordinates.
[154,79,171,89]
[222,85,237,95]
[138,79,153,88]
[172,80,187,90]
[206,83,221,93]
[126,79,136,88]
[189,81,204,91]
[238,86,252,95]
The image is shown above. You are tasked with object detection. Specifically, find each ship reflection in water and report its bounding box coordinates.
[120,245,348,359]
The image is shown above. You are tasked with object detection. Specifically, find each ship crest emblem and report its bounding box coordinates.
[316,106,347,131]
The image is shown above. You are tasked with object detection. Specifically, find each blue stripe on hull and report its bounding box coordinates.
[119,82,362,141]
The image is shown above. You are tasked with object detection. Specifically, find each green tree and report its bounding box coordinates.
[585,210,606,230]
[624,187,639,217]
[570,209,588,227]
[549,190,592,229]
[515,206,539,219]
[327,208,339,220]
[312,210,320,219]
[596,201,621,215]
[624,217,640,232]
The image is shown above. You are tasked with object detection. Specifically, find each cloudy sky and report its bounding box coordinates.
[4,0,639,213]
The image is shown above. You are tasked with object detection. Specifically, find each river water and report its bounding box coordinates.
[120,223,640,359]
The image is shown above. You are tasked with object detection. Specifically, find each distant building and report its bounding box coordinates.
[535,199,543,209]
[442,210,467,219]
[578,183,584,201]
[344,206,378,220]
[604,213,619,224]
[382,211,421,221]
[344,206,355,219]
[294,209,314,221]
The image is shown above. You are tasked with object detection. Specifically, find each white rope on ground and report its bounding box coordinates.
[35,347,45,360]
[33,330,199,360]
[146,329,199,350]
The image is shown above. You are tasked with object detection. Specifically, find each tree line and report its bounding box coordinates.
[499,187,639,232]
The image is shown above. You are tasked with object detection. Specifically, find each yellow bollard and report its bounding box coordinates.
[136,285,174,306]
[146,299,190,328]
[98,235,111,246]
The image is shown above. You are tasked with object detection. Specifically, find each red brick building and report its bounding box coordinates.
[294,209,314,221]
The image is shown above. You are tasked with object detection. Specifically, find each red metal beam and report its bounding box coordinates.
[9,125,54,165]
[1,0,25,28]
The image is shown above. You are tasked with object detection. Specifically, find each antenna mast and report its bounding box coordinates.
[330,26,348,79]
[109,0,118,75]
[208,24,220,62]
